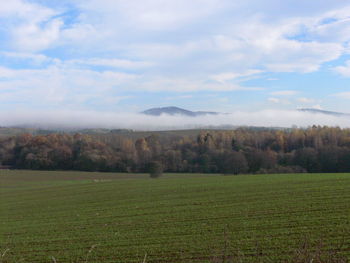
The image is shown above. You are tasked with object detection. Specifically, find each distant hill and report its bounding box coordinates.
[298,108,350,117]
[141,106,219,117]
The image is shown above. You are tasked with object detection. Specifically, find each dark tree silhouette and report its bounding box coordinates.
[147,161,163,178]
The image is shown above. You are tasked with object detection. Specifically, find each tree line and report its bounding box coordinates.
[1,126,350,174]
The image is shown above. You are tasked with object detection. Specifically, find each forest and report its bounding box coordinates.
[1,126,350,174]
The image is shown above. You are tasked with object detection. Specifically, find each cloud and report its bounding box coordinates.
[1,109,350,130]
[77,0,231,31]
[332,92,350,99]
[131,77,263,92]
[1,1,350,113]
[0,67,17,78]
[268,97,291,105]
[0,66,138,108]
[263,41,343,73]
[9,0,345,73]
[12,18,63,51]
[0,0,62,51]
[68,58,154,69]
[1,51,55,65]
[0,64,263,112]
[309,8,350,43]
[165,95,193,100]
[333,60,350,77]
[210,69,263,83]
[0,0,55,20]
[297,97,316,103]
[268,97,281,103]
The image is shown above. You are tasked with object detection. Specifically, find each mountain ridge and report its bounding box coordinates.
[141,106,219,117]
[142,106,350,118]
[298,108,350,117]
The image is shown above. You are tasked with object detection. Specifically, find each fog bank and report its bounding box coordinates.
[1,109,350,130]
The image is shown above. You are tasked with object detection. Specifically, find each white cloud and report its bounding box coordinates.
[68,58,153,69]
[268,97,280,103]
[263,41,343,73]
[210,69,263,83]
[127,76,263,92]
[297,97,316,103]
[2,1,349,74]
[0,67,16,78]
[1,51,54,64]
[20,1,345,74]
[0,0,56,20]
[165,95,193,100]
[309,6,350,43]
[0,0,62,51]
[0,64,263,112]
[268,97,291,105]
[0,66,138,107]
[332,92,350,99]
[13,18,63,51]
[78,0,231,31]
[1,0,350,112]
[334,60,350,77]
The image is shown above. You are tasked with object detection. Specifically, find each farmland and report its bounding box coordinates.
[1,171,349,262]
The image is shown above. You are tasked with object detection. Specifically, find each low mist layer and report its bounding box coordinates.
[1,109,350,130]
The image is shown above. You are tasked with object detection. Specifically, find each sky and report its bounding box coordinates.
[1,0,350,128]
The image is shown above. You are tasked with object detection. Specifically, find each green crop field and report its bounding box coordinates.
[1,171,349,263]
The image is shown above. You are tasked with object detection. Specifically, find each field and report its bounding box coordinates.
[1,171,349,262]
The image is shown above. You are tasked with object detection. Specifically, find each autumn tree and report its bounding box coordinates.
[221,151,248,175]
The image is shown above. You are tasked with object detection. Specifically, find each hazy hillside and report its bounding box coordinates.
[142,106,219,117]
[298,108,350,117]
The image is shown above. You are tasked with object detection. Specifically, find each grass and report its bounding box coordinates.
[0,171,349,262]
